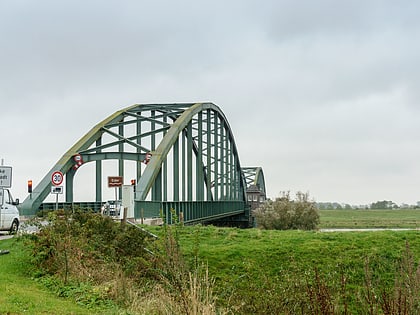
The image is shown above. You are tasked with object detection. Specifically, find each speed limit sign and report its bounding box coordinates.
[51,171,64,186]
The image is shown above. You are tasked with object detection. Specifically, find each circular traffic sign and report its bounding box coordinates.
[51,171,64,186]
[73,154,82,163]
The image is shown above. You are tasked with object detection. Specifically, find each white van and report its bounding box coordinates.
[0,189,20,234]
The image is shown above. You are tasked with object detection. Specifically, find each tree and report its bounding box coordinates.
[371,200,397,209]
[253,191,320,230]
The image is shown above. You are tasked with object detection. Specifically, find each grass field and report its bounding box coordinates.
[319,208,420,228]
[0,209,419,313]
[161,225,420,313]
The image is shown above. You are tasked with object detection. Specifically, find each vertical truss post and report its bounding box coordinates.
[225,124,229,198]
[163,114,168,201]
[187,121,193,201]
[226,126,233,200]
[214,112,219,200]
[182,132,186,201]
[206,109,212,201]
[118,122,124,199]
[136,116,142,188]
[221,122,226,200]
[66,170,74,203]
[151,110,161,200]
[153,169,162,201]
[173,137,179,201]
[196,112,204,200]
[227,134,232,200]
[230,140,236,200]
[95,137,102,202]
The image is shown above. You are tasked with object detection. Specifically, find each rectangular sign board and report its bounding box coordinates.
[51,186,63,194]
[108,176,123,188]
[0,166,12,188]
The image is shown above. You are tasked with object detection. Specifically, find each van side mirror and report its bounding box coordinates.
[13,198,19,205]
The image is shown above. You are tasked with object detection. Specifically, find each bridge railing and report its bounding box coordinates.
[38,202,104,213]
[35,200,250,226]
[135,200,246,224]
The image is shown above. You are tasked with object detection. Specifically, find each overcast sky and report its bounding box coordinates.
[1,0,420,205]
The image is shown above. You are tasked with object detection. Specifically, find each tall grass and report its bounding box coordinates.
[24,210,222,314]
[22,210,420,314]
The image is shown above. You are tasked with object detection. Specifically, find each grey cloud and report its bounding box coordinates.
[1,0,420,204]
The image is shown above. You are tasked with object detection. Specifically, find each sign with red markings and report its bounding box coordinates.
[51,171,64,186]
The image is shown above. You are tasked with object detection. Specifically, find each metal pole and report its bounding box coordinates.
[115,187,118,215]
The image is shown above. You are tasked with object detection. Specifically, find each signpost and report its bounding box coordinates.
[108,176,123,215]
[0,188,3,206]
[51,171,64,210]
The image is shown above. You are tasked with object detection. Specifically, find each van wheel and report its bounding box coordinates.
[9,220,19,235]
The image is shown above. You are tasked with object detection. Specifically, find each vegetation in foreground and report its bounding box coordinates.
[13,210,419,314]
[0,237,109,314]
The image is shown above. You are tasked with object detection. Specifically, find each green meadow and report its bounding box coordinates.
[319,209,420,228]
[0,209,419,313]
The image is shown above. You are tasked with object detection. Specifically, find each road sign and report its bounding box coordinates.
[51,186,63,194]
[51,171,64,186]
[143,152,152,164]
[0,166,12,188]
[108,176,123,188]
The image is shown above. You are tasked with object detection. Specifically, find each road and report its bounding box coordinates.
[0,234,14,241]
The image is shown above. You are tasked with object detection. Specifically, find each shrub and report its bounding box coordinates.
[25,209,221,314]
[27,210,151,284]
[253,191,320,230]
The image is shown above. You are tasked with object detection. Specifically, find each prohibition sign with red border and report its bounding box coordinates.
[51,171,64,186]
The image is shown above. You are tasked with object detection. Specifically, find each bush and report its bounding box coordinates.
[27,210,151,283]
[24,209,220,314]
[253,191,320,230]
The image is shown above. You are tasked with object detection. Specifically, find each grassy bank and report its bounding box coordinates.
[0,237,120,314]
[1,208,419,313]
[150,225,420,313]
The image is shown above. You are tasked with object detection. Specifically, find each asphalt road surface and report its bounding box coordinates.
[0,233,14,241]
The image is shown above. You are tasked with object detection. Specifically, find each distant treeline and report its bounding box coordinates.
[317,201,420,210]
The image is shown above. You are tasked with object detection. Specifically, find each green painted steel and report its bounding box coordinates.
[242,167,266,195]
[135,200,246,225]
[39,201,104,213]
[19,105,139,215]
[19,102,264,227]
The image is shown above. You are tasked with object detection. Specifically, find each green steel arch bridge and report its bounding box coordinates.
[19,103,266,227]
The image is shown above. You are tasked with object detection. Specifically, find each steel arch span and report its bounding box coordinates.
[242,167,266,195]
[20,103,265,226]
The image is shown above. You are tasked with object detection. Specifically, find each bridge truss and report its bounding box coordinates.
[20,103,265,226]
